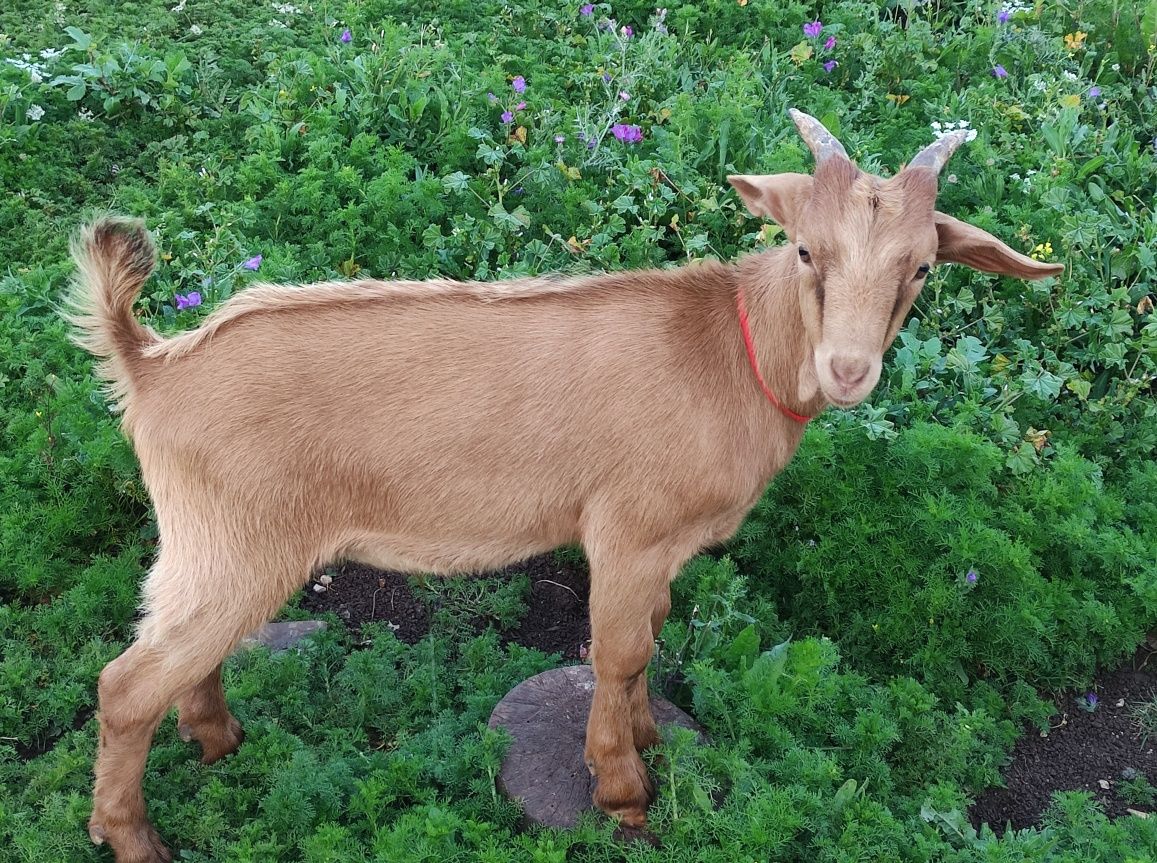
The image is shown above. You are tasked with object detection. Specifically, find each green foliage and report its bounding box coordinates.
[1118,773,1157,808]
[734,422,1157,705]
[1,0,1156,860]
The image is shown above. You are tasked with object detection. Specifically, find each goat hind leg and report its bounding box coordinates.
[90,639,222,863]
[176,663,243,764]
[91,555,291,863]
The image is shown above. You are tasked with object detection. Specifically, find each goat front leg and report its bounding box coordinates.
[584,552,670,827]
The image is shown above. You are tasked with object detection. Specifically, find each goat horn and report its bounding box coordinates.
[788,108,850,165]
[907,129,970,175]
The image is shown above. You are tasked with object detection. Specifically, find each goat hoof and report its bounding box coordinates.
[591,751,654,826]
[178,715,244,764]
[200,716,244,764]
[88,819,171,863]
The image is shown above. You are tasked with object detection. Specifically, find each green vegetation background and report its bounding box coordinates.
[1,0,1156,860]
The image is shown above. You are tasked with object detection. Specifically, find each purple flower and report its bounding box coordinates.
[554,134,566,143]
[242,254,263,271]
[340,28,351,43]
[621,25,633,37]
[619,90,630,100]
[997,10,1010,23]
[1086,692,1098,707]
[966,569,978,585]
[824,35,836,50]
[501,110,514,123]
[823,60,838,73]
[515,100,526,110]
[612,123,643,143]
[803,20,823,38]
[175,291,202,311]
[992,64,1008,79]
[512,75,526,93]
[1089,85,1101,98]
[602,72,612,83]
[580,2,594,14]
[487,92,497,103]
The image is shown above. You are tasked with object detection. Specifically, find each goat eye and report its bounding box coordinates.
[798,246,811,263]
[915,263,931,279]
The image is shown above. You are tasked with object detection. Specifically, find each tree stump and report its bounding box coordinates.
[487,664,706,830]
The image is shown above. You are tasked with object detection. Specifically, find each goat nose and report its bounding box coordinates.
[830,355,870,388]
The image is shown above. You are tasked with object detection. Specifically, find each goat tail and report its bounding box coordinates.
[65,216,159,411]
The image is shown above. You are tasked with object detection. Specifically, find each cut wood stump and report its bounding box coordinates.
[487,664,706,831]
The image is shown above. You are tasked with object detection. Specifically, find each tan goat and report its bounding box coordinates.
[68,110,1062,862]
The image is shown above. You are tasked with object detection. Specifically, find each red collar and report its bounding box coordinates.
[736,288,813,424]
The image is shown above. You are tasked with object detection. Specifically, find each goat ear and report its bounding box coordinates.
[728,174,813,229]
[935,212,1063,280]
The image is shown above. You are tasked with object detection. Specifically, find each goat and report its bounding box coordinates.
[68,110,1062,863]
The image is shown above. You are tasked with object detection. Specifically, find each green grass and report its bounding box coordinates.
[2,0,1157,860]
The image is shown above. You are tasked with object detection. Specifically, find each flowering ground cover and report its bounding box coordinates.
[2,0,1156,860]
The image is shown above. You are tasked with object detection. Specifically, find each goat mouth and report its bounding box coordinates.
[823,388,868,409]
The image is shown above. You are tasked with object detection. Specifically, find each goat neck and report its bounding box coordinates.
[733,246,826,425]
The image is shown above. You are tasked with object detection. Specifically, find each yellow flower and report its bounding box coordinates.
[1064,31,1087,51]
[1031,241,1054,260]
[789,41,814,65]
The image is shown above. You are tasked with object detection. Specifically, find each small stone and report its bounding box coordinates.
[319,574,333,586]
[312,583,327,593]
[238,620,327,652]
[1098,779,1111,790]
[1116,698,1126,708]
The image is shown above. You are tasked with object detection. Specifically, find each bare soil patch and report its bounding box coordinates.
[971,645,1157,831]
[298,552,591,660]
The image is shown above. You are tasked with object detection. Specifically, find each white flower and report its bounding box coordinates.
[1063,70,1077,81]
[273,2,301,13]
[78,107,94,122]
[1111,63,1120,72]
[931,119,976,143]
[39,47,64,60]
[26,104,44,121]
[6,56,47,81]
[171,0,187,11]
[189,23,203,35]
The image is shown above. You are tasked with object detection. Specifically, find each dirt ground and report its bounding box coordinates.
[298,552,591,660]
[971,645,1157,830]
